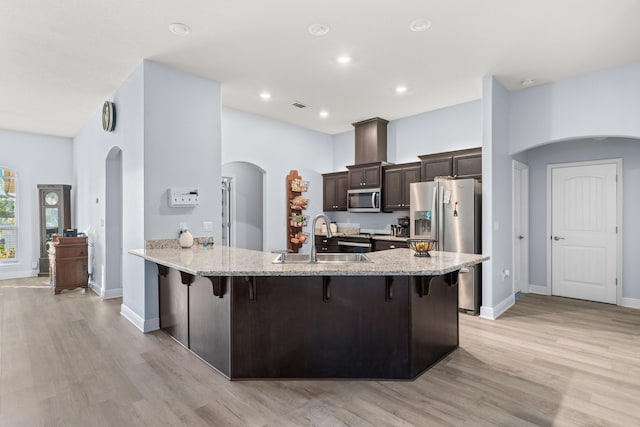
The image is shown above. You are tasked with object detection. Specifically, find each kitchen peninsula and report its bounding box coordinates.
[130,245,487,380]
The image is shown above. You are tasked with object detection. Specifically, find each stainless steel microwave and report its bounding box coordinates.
[347,188,381,212]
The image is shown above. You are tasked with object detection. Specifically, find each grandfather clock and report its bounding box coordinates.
[38,184,71,276]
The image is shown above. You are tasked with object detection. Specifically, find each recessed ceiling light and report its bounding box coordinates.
[259,91,272,100]
[308,23,330,36]
[336,55,352,65]
[319,110,329,118]
[409,18,432,32]
[395,85,408,94]
[520,78,536,86]
[168,23,192,36]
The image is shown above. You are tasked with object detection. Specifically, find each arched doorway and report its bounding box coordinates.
[221,162,265,251]
[104,147,123,298]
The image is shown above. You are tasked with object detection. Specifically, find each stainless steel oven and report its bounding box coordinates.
[338,236,373,253]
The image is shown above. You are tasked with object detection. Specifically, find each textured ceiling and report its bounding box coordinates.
[2,0,640,137]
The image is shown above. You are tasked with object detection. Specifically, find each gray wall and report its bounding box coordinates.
[526,137,640,299]
[510,61,640,153]
[221,161,264,251]
[221,107,333,253]
[481,76,514,315]
[0,129,73,279]
[74,62,146,315]
[143,61,222,242]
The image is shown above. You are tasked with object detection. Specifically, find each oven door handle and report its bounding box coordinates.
[337,241,372,248]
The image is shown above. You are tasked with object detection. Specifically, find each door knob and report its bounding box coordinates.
[518,235,525,240]
[553,236,565,241]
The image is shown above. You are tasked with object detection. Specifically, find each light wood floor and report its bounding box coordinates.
[1,277,639,427]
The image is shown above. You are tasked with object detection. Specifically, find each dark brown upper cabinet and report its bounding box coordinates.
[346,162,382,189]
[383,162,421,211]
[419,147,482,181]
[322,172,348,211]
[452,148,482,180]
[353,117,388,164]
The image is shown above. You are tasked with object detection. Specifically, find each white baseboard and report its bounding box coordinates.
[89,281,101,296]
[89,281,123,299]
[480,294,515,320]
[527,284,549,295]
[102,287,123,299]
[120,303,160,333]
[0,270,38,280]
[621,297,640,310]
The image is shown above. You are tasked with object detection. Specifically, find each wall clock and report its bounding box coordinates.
[102,101,116,132]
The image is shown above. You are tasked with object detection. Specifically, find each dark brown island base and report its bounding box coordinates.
[130,245,487,381]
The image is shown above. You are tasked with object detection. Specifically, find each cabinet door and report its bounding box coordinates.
[189,276,231,376]
[363,166,381,188]
[348,169,365,189]
[453,149,482,180]
[335,174,348,210]
[402,164,422,207]
[323,173,348,211]
[323,176,337,211]
[421,155,453,181]
[159,268,189,348]
[383,168,403,210]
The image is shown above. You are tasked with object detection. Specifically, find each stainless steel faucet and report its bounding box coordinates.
[310,214,333,262]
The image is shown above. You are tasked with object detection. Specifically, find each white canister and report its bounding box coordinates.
[178,229,194,248]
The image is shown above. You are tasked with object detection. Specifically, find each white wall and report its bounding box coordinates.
[143,61,222,242]
[221,107,333,253]
[0,130,73,279]
[73,63,145,307]
[510,61,640,153]
[526,137,640,299]
[480,77,516,320]
[75,61,222,329]
[141,61,222,324]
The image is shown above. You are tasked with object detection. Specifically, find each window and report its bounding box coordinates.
[0,167,17,261]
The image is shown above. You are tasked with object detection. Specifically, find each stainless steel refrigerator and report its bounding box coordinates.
[409,178,482,314]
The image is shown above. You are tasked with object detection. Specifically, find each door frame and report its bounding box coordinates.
[546,158,623,304]
[512,160,529,296]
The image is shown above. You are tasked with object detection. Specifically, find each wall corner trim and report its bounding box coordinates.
[479,294,515,320]
[120,303,160,333]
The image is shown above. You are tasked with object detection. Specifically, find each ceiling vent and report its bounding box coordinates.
[290,101,308,109]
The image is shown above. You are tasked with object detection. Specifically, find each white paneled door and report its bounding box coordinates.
[550,162,618,304]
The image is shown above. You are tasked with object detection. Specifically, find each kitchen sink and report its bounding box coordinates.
[272,253,371,264]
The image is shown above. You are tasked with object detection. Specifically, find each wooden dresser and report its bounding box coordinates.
[48,235,88,294]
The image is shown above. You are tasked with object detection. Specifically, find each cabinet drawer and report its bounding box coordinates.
[55,244,88,258]
[374,240,404,251]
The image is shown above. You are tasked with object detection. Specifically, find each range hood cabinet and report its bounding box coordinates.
[353,117,389,165]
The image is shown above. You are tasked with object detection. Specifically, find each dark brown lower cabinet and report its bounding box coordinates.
[157,266,459,380]
[158,267,189,348]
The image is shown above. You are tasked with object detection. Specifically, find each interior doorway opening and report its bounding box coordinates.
[221,162,265,251]
[104,146,123,299]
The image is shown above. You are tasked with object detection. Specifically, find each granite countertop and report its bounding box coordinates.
[129,245,487,277]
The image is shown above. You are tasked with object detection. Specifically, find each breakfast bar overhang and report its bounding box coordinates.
[130,246,487,380]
